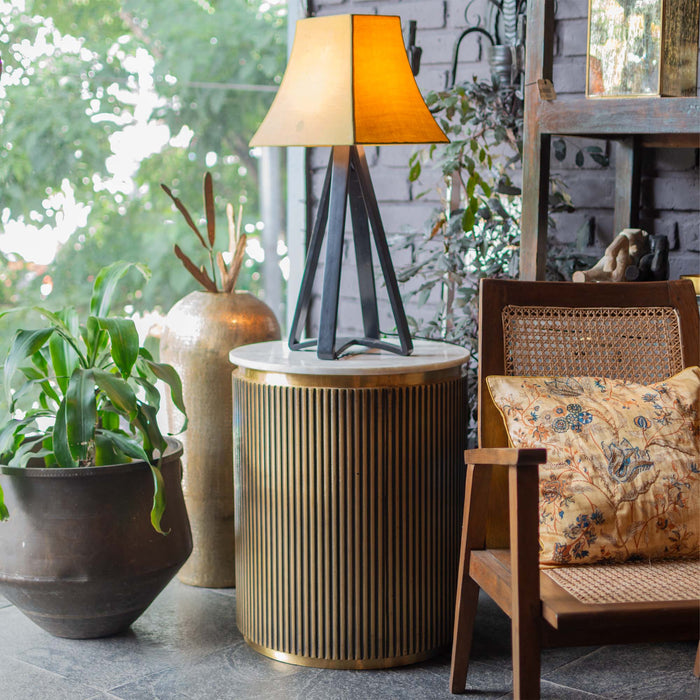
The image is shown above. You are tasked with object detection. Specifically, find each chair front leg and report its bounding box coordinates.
[450,462,492,694]
[509,463,542,700]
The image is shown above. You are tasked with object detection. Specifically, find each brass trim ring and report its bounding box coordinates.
[244,637,445,669]
[232,365,464,388]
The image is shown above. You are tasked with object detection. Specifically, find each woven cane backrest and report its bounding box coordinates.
[502,305,685,384]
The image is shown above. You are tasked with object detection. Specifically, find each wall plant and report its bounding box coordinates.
[395,77,602,444]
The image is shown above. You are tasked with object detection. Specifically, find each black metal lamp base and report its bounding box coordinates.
[288,145,413,360]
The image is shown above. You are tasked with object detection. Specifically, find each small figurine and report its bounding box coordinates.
[625,235,670,281]
[573,228,649,283]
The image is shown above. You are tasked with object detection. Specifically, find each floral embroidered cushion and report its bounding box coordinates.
[487,366,700,566]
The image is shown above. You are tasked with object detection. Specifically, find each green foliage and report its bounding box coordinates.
[0,261,186,533]
[0,0,286,315]
[396,78,603,444]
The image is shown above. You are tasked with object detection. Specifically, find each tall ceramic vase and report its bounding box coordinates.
[161,290,280,587]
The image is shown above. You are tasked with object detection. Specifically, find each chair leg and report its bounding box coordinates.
[449,463,492,694]
[449,575,480,693]
[509,464,542,700]
[694,641,700,678]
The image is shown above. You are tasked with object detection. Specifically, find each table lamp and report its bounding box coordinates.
[250,14,448,359]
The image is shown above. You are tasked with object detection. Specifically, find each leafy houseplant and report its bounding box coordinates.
[0,261,186,533]
[160,172,280,587]
[0,261,193,638]
[396,77,603,444]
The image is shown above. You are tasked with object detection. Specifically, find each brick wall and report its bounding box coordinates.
[304,0,699,337]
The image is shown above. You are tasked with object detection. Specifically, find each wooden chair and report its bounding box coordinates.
[450,279,700,699]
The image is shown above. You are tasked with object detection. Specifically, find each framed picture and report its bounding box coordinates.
[586,0,699,97]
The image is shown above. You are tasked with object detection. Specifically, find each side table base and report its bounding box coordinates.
[244,637,444,670]
[231,341,468,669]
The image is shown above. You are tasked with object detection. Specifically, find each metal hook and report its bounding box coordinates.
[449,26,495,88]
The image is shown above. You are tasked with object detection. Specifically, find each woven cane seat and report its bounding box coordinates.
[544,559,700,604]
[502,305,684,383]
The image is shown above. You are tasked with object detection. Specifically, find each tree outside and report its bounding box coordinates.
[0,0,287,343]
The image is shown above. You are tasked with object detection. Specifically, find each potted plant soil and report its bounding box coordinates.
[0,261,192,638]
[160,173,280,587]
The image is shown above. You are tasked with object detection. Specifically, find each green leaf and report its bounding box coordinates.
[65,368,96,462]
[93,430,126,466]
[0,416,42,460]
[0,485,8,521]
[49,325,80,394]
[85,316,108,368]
[12,373,61,408]
[31,347,50,377]
[101,410,120,431]
[4,328,54,406]
[53,398,78,468]
[33,306,88,367]
[461,207,476,234]
[96,429,148,464]
[90,261,150,318]
[93,368,138,416]
[8,435,49,468]
[149,461,169,535]
[97,317,139,378]
[138,355,188,431]
[408,159,421,182]
[575,150,585,167]
[132,376,162,413]
[132,403,164,455]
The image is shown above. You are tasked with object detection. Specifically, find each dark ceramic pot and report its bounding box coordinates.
[0,439,192,638]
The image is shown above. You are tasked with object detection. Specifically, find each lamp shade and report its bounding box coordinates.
[250,14,448,147]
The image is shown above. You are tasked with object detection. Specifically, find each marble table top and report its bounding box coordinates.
[229,339,469,375]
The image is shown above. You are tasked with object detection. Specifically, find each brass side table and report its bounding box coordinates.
[230,340,468,669]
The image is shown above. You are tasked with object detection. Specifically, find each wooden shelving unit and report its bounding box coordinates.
[519,0,700,280]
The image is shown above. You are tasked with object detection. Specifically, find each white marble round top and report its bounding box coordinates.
[229,339,469,375]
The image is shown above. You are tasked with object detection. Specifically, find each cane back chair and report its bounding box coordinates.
[450,279,700,699]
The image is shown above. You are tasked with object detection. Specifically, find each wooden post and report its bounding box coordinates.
[613,137,641,236]
[520,0,555,280]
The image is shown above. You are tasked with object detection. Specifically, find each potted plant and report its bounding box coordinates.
[160,173,280,587]
[0,261,192,638]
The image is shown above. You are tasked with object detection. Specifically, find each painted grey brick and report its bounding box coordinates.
[552,57,587,94]
[446,0,491,28]
[642,174,700,212]
[416,64,451,91]
[314,0,350,8]
[394,1,447,29]
[648,148,698,173]
[420,27,476,65]
[555,18,589,58]
[555,0,589,20]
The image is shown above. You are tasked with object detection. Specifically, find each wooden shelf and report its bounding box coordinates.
[519,0,700,280]
[537,97,700,143]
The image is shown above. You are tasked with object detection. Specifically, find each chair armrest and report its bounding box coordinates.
[464,447,547,466]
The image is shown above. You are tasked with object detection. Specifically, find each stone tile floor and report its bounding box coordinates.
[0,583,696,699]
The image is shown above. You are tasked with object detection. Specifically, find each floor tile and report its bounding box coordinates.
[543,642,699,699]
[110,644,510,700]
[497,680,608,699]
[0,655,104,699]
[0,578,695,700]
[11,581,241,691]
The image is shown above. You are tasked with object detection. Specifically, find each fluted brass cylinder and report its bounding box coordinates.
[232,365,465,668]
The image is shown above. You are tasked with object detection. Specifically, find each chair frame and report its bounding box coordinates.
[450,279,700,699]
